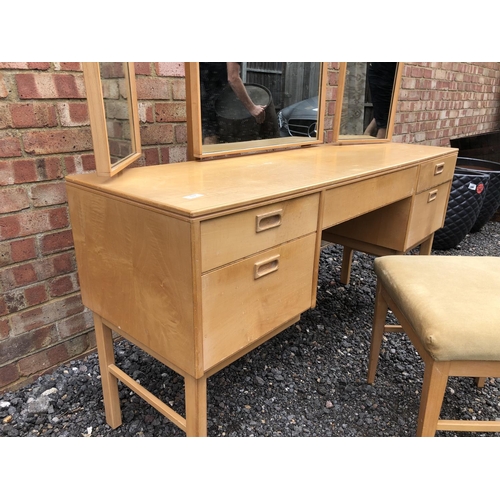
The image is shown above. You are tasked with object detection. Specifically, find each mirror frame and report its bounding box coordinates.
[332,62,404,145]
[185,62,328,160]
[82,62,142,177]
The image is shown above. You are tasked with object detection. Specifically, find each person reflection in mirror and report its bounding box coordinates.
[200,62,266,144]
[364,62,397,139]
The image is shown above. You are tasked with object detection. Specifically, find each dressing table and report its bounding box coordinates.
[66,63,457,436]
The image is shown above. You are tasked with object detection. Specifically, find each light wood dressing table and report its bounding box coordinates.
[66,63,457,436]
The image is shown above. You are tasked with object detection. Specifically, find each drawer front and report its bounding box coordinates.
[406,181,451,248]
[322,167,417,229]
[201,193,319,272]
[202,233,316,370]
[416,154,456,193]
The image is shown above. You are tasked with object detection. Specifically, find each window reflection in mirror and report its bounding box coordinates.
[186,62,326,159]
[334,62,403,144]
[99,62,133,164]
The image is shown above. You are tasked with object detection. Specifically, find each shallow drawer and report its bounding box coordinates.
[201,193,319,272]
[416,154,456,193]
[201,233,316,370]
[322,167,417,229]
[321,180,451,253]
[406,181,451,248]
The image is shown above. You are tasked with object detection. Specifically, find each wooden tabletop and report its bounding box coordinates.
[65,143,457,218]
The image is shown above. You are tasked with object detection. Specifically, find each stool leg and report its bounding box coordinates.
[417,360,450,437]
[368,281,388,384]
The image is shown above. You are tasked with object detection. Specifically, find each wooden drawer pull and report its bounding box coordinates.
[254,255,280,279]
[428,189,438,203]
[434,162,445,175]
[255,209,282,233]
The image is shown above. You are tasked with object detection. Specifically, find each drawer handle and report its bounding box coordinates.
[434,162,445,175]
[254,255,280,279]
[428,189,438,203]
[255,209,282,233]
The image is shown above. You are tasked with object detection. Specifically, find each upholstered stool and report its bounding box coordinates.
[368,255,500,436]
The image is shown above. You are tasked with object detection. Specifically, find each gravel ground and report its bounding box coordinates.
[1,222,499,438]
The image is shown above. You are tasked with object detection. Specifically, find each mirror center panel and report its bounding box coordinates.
[186,62,327,160]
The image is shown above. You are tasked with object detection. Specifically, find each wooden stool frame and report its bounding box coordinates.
[368,280,500,437]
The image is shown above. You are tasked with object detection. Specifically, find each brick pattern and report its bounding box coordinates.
[0,63,101,391]
[393,62,500,146]
[0,61,188,391]
[135,62,188,165]
[323,62,341,143]
[0,61,499,393]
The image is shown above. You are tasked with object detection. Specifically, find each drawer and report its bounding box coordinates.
[201,193,319,272]
[322,180,452,253]
[322,167,417,229]
[201,233,316,370]
[406,181,451,248]
[416,154,456,193]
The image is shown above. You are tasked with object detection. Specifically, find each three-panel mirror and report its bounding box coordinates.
[185,62,328,159]
[81,62,404,173]
[82,62,141,177]
[333,62,404,144]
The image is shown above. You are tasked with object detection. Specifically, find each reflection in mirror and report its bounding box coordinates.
[200,62,279,145]
[334,62,403,144]
[186,62,326,159]
[99,62,133,164]
[82,62,141,177]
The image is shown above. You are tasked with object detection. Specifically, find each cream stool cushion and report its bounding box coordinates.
[374,255,500,361]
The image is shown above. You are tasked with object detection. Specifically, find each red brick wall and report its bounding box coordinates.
[0,63,90,391]
[134,62,187,165]
[323,62,341,143]
[0,61,499,392]
[393,62,500,145]
[0,62,187,391]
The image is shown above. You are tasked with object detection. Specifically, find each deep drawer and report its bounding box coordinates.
[201,233,316,370]
[201,193,319,272]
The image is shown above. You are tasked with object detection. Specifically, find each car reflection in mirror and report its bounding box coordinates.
[277,96,318,138]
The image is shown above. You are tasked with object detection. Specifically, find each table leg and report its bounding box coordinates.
[340,246,354,284]
[475,377,486,388]
[185,375,207,437]
[93,313,122,429]
[419,234,435,255]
